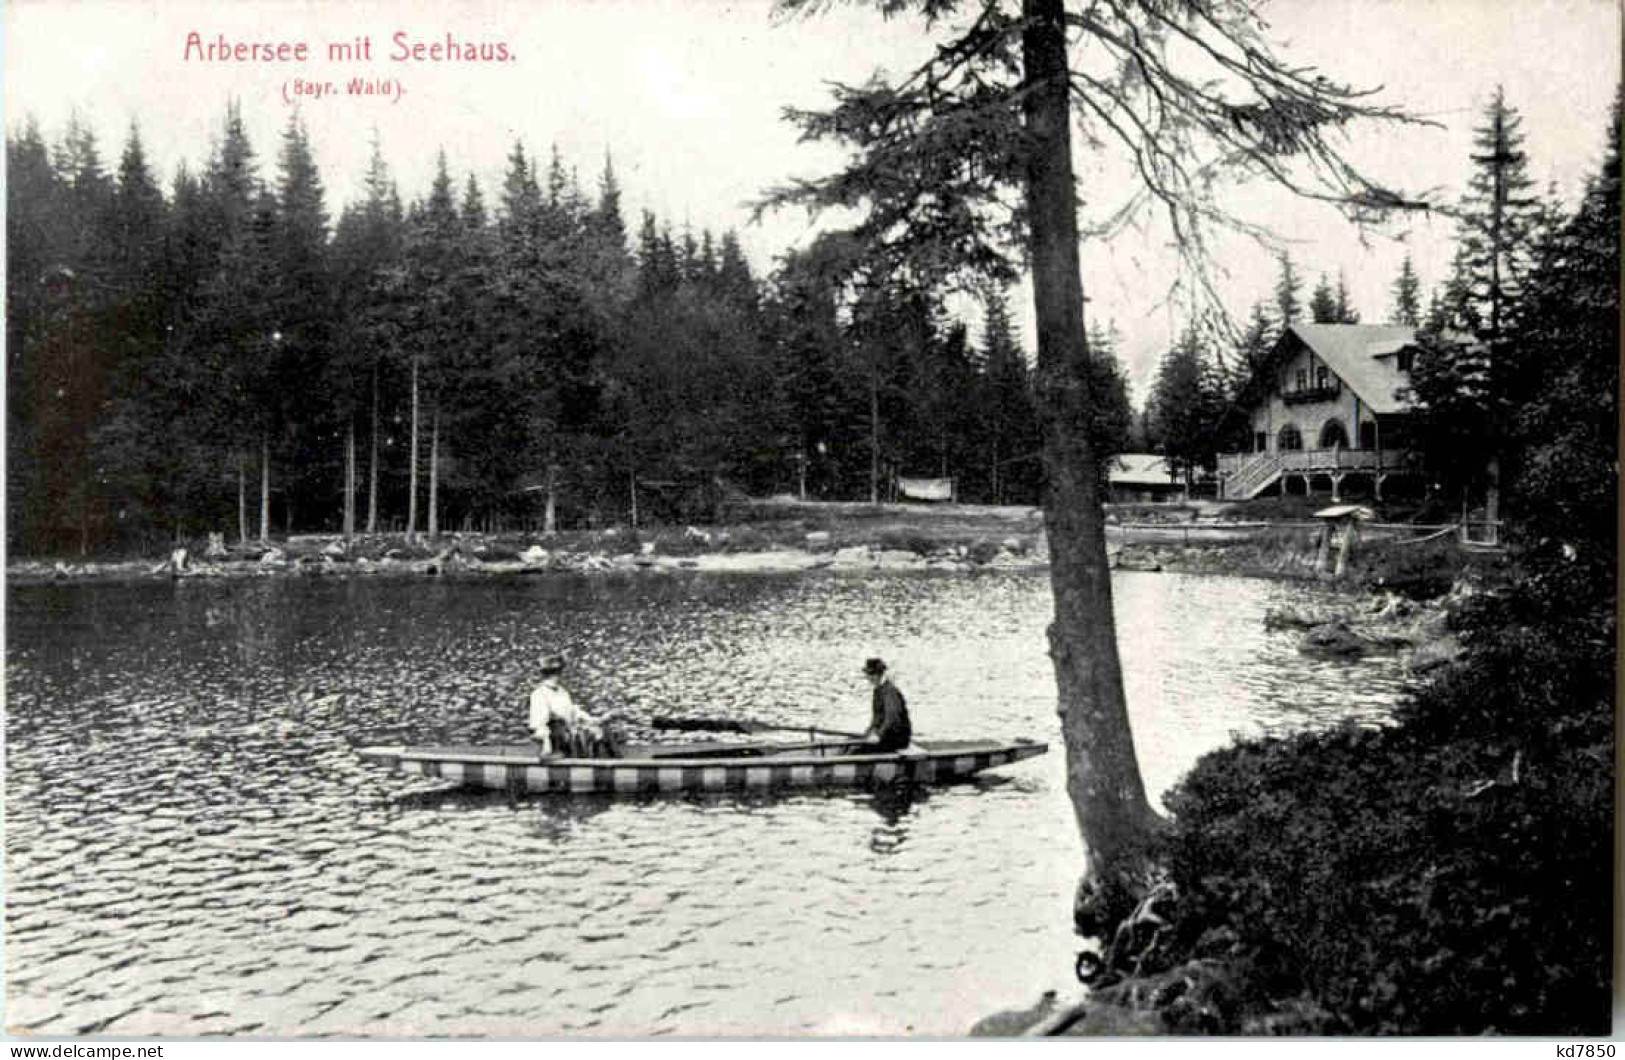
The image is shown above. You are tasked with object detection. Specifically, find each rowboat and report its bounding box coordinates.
[355,737,1047,795]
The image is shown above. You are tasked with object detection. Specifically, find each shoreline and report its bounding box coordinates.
[5,537,1051,585]
[6,511,1465,588]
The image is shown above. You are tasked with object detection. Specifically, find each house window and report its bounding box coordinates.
[1277,424,1303,451]
[1254,431,1267,453]
[1319,419,1349,449]
[1295,369,1307,391]
[1397,349,1415,372]
[1316,366,1330,389]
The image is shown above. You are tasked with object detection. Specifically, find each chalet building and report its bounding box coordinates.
[1217,323,1463,502]
[1107,453,1187,503]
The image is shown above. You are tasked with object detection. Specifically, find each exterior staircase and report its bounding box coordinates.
[1221,451,1282,499]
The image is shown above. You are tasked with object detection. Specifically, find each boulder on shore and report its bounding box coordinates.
[1299,619,1367,658]
[1113,546,1163,572]
[1264,604,1339,630]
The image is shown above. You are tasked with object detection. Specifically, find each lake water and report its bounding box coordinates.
[5,569,1408,1037]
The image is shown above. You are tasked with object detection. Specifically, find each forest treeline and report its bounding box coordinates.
[7,105,1138,556]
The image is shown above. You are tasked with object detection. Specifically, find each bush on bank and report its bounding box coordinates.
[1144,545,1613,1035]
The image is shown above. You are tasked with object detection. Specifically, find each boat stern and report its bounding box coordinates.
[356,745,407,769]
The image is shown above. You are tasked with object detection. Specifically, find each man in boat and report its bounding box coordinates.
[861,657,913,754]
[528,655,621,758]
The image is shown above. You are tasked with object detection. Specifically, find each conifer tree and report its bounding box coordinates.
[183,102,276,544]
[6,121,58,549]
[1309,272,1339,323]
[1082,319,1135,472]
[1232,301,1277,387]
[333,134,405,535]
[763,246,855,500]
[92,123,171,541]
[980,284,1038,504]
[1333,271,1360,323]
[1507,88,1620,564]
[270,113,332,535]
[1390,254,1422,325]
[400,152,461,538]
[1274,252,1303,329]
[582,151,634,308]
[1459,86,1539,344]
[1147,327,1224,489]
[1219,301,1278,449]
[1429,87,1541,532]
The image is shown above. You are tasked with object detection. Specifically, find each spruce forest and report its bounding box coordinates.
[8,105,1127,557]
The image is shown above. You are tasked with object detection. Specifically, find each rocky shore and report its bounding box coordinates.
[6,528,1049,585]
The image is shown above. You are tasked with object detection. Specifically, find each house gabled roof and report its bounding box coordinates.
[1285,323,1420,414]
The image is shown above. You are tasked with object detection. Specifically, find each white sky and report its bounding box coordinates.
[5,0,1619,398]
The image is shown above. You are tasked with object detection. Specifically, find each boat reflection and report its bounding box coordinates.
[864,785,923,855]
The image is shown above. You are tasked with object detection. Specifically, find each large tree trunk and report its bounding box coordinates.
[367,360,380,534]
[407,354,420,541]
[1021,0,1161,936]
[428,402,440,539]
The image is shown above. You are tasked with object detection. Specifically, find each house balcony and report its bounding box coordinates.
[1217,447,1415,500]
[1281,382,1342,406]
[1218,447,1411,476]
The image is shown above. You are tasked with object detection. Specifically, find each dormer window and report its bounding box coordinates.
[1316,366,1330,389]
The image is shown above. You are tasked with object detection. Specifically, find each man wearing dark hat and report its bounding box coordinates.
[861,657,912,754]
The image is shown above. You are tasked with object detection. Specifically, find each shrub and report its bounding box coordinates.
[1158,552,1614,1035]
[1346,538,1479,599]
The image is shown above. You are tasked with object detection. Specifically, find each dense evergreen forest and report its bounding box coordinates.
[7,105,1134,556]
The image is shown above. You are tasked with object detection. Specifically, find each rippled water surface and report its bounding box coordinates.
[6,570,1407,1036]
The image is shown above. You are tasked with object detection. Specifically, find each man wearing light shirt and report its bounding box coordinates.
[528,654,605,756]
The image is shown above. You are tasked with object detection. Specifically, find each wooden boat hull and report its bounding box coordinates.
[356,738,1047,795]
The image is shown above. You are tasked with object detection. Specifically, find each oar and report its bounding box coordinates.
[651,714,867,741]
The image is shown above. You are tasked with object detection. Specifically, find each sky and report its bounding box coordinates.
[5,0,1619,399]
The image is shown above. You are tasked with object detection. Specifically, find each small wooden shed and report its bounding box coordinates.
[1313,503,1375,576]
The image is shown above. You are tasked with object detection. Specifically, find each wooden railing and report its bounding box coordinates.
[1220,451,1284,499]
[1220,448,1412,474]
[1217,448,1414,499]
[1281,382,1342,406]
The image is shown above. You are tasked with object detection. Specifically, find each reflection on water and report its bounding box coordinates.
[6,570,1406,1036]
